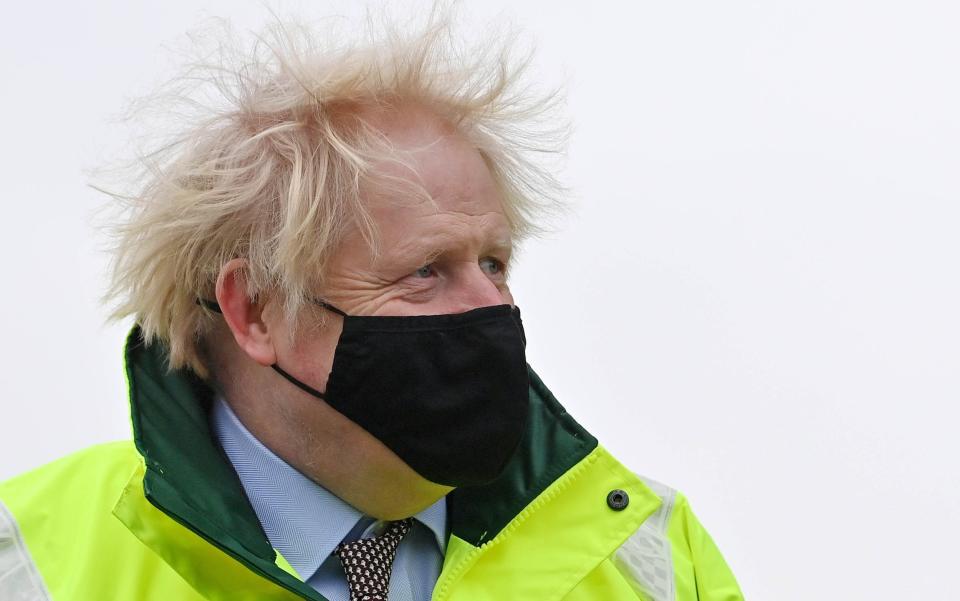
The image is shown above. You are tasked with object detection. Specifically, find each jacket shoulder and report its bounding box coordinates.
[0,441,147,601]
[0,440,140,502]
[0,440,142,542]
[611,474,744,601]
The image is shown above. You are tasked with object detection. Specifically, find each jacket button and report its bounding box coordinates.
[607,489,629,511]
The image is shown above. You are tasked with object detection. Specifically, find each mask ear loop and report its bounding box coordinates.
[196,297,347,400]
[269,299,350,398]
[310,299,348,317]
[196,297,348,317]
[270,364,328,399]
[197,298,224,313]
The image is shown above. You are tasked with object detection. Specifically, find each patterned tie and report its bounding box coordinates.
[334,518,413,601]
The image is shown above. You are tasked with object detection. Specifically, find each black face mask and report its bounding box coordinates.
[201,299,530,488]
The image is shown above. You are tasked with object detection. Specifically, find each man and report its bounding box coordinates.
[0,10,743,601]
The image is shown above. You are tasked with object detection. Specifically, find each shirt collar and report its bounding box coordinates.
[211,395,448,580]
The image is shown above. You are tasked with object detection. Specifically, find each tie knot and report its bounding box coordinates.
[334,518,414,601]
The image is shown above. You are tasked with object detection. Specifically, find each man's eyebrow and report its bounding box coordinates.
[486,242,514,265]
[488,238,514,254]
[419,247,444,264]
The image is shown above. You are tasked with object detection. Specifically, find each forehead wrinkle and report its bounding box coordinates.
[385,214,512,267]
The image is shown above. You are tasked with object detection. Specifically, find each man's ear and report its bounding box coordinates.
[215,258,277,367]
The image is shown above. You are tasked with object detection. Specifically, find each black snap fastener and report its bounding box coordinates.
[607,489,629,511]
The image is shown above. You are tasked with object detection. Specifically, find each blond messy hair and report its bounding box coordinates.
[102,5,568,377]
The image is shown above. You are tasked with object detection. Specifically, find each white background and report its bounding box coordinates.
[2,1,958,599]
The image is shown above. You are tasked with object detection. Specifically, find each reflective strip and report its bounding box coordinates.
[612,476,677,601]
[0,500,51,601]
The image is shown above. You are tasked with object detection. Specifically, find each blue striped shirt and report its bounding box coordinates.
[211,396,448,601]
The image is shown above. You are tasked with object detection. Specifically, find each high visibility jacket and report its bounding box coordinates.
[0,328,744,600]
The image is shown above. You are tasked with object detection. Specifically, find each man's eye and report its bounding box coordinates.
[480,257,504,275]
[413,264,436,278]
